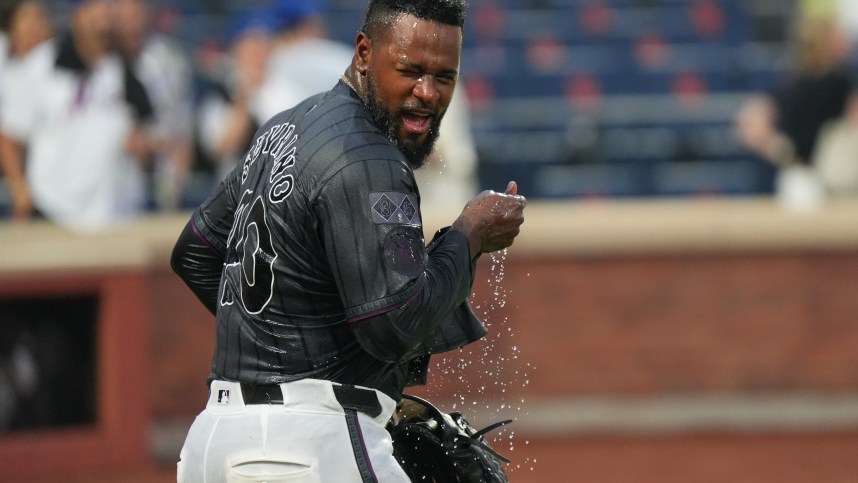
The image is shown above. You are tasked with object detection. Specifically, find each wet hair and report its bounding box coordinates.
[360,0,466,41]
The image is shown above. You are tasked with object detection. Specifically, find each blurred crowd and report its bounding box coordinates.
[1,0,192,231]
[1,0,858,232]
[0,0,479,232]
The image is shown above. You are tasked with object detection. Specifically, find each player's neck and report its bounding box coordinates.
[341,69,366,100]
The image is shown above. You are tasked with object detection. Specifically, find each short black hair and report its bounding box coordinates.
[361,0,467,40]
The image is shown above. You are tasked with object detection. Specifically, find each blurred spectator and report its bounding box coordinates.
[0,0,53,215]
[812,0,858,49]
[0,0,156,230]
[115,0,194,211]
[195,9,279,181]
[0,0,52,61]
[0,6,7,75]
[253,0,353,122]
[735,11,858,205]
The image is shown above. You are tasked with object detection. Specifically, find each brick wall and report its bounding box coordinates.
[150,249,858,415]
[473,252,858,398]
[5,202,858,482]
[147,248,858,482]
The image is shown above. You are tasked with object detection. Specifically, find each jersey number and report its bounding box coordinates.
[224,192,276,314]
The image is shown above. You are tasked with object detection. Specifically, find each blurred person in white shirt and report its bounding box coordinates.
[195,9,282,182]
[253,0,354,123]
[115,0,194,211]
[0,0,53,217]
[0,0,156,230]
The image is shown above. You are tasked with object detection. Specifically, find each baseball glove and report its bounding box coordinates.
[388,394,512,483]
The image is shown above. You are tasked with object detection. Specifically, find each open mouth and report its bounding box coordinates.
[401,111,432,134]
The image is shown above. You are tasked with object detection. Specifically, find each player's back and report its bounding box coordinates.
[211,82,416,385]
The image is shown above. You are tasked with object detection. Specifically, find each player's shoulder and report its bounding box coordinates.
[252,83,407,190]
[300,83,374,131]
[298,84,402,165]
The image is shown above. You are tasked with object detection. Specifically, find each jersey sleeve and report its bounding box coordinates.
[170,165,241,313]
[314,157,427,317]
[314,157,485,363]
[171,215,224,315]
[192,166,242,254]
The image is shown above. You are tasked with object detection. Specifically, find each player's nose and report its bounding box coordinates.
[412,75,441,106]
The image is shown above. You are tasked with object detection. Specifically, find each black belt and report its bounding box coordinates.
[240,382,383,418]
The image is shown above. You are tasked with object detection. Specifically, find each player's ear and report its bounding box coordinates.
[355,32,371,75]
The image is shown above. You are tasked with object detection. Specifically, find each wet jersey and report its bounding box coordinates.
[179,82,486,399]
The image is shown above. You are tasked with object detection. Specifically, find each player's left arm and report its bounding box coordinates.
[171,168,241,315]
[315,159,475,363]
[171,218,223,315]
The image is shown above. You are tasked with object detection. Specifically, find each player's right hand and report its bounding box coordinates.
[452,181,526,258]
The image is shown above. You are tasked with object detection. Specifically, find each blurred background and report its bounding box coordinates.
[2,0,858,482]
[1,0,858,212]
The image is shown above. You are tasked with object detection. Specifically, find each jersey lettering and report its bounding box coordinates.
[241,121,298,186]
[269,123,297,204]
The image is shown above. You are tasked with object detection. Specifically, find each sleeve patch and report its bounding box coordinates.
[383,226,426,277]
[369,192,421,225]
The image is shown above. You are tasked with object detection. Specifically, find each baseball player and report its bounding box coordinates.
[171,1,526,481]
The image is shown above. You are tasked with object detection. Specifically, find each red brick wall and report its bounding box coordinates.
[149,271,215,418]
[145,249,858,482]
[466,251,858,399]
[6,205,858,482]
[150,249,858,416]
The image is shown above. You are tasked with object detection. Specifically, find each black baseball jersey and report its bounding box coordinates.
[172,82,487,399]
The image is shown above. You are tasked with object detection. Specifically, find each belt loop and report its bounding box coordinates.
[240,383,285,405]
[333,385,383,418]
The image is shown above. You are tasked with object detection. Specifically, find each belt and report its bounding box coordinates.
[240,382,383,418]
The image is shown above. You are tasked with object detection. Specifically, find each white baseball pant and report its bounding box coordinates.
[176,379,410,482]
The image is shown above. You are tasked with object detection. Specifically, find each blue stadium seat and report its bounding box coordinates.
[316,0,779,201]
[531,162,652,198]
[650,159,771,196]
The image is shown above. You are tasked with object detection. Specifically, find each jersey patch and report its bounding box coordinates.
[383,226,426,277]
[369,192,421,225]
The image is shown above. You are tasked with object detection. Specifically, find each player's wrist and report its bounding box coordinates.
[450,220,482,259]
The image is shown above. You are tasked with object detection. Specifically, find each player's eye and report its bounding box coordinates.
[399,69,422,78]
[437,74,456,86]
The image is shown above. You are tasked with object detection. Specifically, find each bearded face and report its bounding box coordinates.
[365,71,444,170]
[354,13,462,170]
